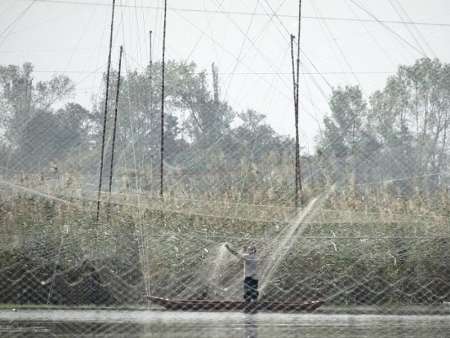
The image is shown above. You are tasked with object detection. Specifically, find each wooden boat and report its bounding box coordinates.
[147,296,324,313]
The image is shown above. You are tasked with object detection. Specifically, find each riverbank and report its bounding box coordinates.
[0,187,448,307]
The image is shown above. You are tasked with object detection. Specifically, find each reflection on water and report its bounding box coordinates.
[245,317,258,338]
[1,310,450,338]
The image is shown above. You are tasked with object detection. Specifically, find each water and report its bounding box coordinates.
[200,188,333,299]
[259,194,323,295]
[209,243,229,285]
[2,310,450,337]
[259,189,331,295]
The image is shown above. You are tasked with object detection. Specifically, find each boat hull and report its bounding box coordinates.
[147,296,324,313]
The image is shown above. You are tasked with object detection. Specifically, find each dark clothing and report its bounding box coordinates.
[244,276,259,302]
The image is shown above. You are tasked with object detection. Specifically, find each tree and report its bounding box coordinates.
[0,63,34,147]
[321,85,367,158]
[16,103,90,170]
[369,58,450,180]
[318,58,450,189]
[90,60,235,176]
[0,60,298,201]
[0,63,91,171]
[0,63,74,145]
[318,86,377,183]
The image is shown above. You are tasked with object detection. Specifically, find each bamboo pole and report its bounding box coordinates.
[96,0,116,221]
[108,46,123,197]
[160,0,168,198]
[295,0,304,207]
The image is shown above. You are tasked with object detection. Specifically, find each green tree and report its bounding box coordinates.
[0,63,74,146]
[15,103,90,170]
[318,58,450,188]
[318,86,378,184]
[321,85,367,158]
[0,63,76,170]
[369,58,450,175]
[90,60,235,176]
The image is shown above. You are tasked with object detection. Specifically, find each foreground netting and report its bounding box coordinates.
[0,176,449,313]
[0,173,449,338]
[0,58,449,337]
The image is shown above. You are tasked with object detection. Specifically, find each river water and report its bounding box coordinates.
[1,310,450,337]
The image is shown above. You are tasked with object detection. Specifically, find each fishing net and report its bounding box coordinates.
[1,140,449,310]
[1,68,449,335]
[0,0,450,337]
[0,118,449,336]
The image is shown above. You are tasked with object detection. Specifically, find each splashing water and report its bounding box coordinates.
[259,190,331,295]
[202,188,332,300]
[208,243,229,285]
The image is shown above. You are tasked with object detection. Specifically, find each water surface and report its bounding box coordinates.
[1,310,450,337]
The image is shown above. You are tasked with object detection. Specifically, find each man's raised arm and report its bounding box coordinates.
[225,243,243,259]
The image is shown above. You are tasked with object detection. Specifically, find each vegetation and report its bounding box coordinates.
[0,57,448,306]
[0,181,448,306]
[319,58,449,191]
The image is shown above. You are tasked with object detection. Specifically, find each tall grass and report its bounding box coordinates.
[0,175,448,306]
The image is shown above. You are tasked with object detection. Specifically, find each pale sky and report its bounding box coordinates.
[1,0,449,151]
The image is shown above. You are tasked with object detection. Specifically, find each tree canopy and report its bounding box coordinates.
[319,58,449,190]
[0,57,448,200]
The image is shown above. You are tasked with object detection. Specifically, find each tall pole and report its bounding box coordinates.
[149,30,153,190]
[290,34,299,208]
[290,34,297,124]
[96,0,116,221]
[295,0,303,207]
[149,30,153,122]
[160,0,168,198]
[108,46,123,197]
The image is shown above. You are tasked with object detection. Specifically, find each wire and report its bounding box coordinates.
[31,69,396,75]
[210,0,291,92]
[349,0,427,57]
[0,47,114,54]
[222,0,260,100]
[0,1,36,47]
[392,0,437,58]
[253,0,334,150]
[311,0,360,86]
[345,0,398,68]
[184,0,227,63]
[388,0,428,57]
[170,9,291,102]
[230,0,289,68]
[261,0,332,91]
[61,3,97,74]
[221,0,291,114]
[20,0,450,28]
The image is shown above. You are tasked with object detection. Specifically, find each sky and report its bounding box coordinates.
[0,0,449,152]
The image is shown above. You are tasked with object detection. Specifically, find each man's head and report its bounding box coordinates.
[247,245,256,255]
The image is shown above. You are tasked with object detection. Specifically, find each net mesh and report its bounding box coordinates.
[1,83,449,335]
[0,142,449,308]
[0,140,449,335]
[0,1,450,336]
